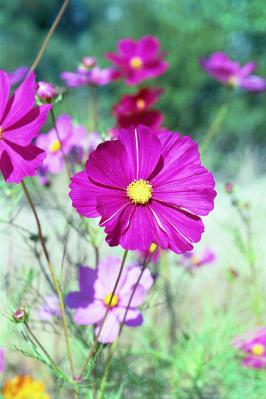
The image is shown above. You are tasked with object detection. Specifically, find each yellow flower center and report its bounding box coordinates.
[227,76,238,87]
[149,243,157,253]
[129,56,143,69]
[50,139,61,153]
[136,98,146,110]
[3,375,50,399]
[191,255,201,265]
[0,126,3,140]
[127,179,153,205]
[251,343,265,356]
[104,293,119,308]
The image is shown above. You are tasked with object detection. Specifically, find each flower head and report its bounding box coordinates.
[200,52,266,92]
[36,114,87,175]
[8,66,29,86]
[233,327,266,369]
[106,36,169,85]
[113,87,163,131]
[0,70,51,183]
[65,257,153,343]
[3,375,50,399]
[180,248,216,271]
[37,295,60,321]
[36,81,58,102]
[69,125,216,253]
[60,65,120,88]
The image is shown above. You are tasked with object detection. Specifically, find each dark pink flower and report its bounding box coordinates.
[69,125,216,253]
[113,87,163,131]
[0,70,51,183]
[233,327,266,369]
[181,248,216,270]
[60,66,120,88]
[36,81,58,102]
[106,36,169,85]
[65,257,153,343]
[200,52,266,92]
[8,66,29,86]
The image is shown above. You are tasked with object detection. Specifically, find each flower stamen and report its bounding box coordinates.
[251,343,265,356]
[0,126,3,140]
[104,293,119,308]
[127,179,153,205]
[136,98,146,110]
[50,139,61,153]
[129,56,143,69]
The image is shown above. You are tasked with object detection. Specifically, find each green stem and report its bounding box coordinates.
[21,180,75,378]
[200,103,229,154]
[78,250,129,379]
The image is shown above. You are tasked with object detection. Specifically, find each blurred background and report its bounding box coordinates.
[1,0,266,175]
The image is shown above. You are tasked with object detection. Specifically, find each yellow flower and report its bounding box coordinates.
[3,375,50,399]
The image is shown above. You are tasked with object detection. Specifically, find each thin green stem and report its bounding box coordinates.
[200,103,229,154]
[21,180,75,378]
[29,0,69,72]
[25,323,67,379]
[78,250,129,380]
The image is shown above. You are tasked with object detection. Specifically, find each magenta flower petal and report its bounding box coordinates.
[87,140,130,188]
[79,266,97,292]
[118,38,137,56]
[1,142,46,183]
[238,75,266,92]
[3,72,36,128]
[95,312,120,343]
[118,125,161,181]
[236,62,256,78]
[0,71,10,120]
[4,105,51,146]
[138,36,160,59]
[74,300,106,325]
[65,292,94,309]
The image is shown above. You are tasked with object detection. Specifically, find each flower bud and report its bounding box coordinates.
[12,307,29,324]
[82,56,97,69]
[36,81,58,102]
[225,182,234,194]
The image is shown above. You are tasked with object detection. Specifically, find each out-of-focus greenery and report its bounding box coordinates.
[1,0,266,173]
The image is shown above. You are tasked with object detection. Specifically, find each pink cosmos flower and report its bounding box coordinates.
[0,70,51,183]
[36,114,87,175]
[113,87,164,131]
[106,36,169,85]
[69,125,216,253]
[60,66,120,88]
[200,52,266,92]
[8,66,29,86]
[233,327,266,369]
[65,257,153,343]
[180,248,216,270]
[0,348,4,373]
[37,295,60,321]
[36,81,58,102]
